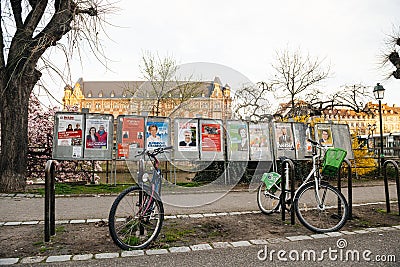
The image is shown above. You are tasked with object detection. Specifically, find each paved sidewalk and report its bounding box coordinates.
[0,182,398,265]
[0,183,398,222]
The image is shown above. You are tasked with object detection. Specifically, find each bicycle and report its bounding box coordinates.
[108,146,173,250]
[257,139,349,233]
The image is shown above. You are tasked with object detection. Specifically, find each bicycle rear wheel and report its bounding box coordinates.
[257,182,291,214]
[294,181,348,233]
[108,185,164,250]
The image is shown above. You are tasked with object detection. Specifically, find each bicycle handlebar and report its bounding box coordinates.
[135,146,173,158]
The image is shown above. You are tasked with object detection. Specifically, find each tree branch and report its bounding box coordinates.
[10,0,23,29]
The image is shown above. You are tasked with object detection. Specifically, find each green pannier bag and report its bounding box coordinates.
[322,148,347,176]
[261,172,281,193]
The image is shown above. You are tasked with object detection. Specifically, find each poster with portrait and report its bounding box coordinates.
[227,120,249,161]
[145,119,169,149]
[228,122,249,152]
[275,123,294,150]
[53,113,84,159]
[85,119,109,150]
[316,124,333,147]
[249,122,272,161]
[56,114,83,148]
[117,116,145,159]
[177,121,198,152]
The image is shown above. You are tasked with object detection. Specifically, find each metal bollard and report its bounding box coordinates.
[338,159,353,219]
[44,160,56,242]
[280,159,295,225]
[383,160,400,215]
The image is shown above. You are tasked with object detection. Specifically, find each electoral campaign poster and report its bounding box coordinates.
[57,114,83,148]
[145,120,169,149]
[177,120,198,152]
[118,116,145,158]
[85,118,109,150]
[201,123,222,152]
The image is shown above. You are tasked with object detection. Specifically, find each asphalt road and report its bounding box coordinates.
[19,230,400,266]
[0,183,398,222]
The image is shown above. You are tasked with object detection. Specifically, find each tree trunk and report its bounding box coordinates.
[0,83,31,192]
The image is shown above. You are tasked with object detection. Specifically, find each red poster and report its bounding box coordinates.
[118,117,145,158]
[201,123,221,151]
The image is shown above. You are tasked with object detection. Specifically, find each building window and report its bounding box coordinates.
[98,91,103,97]
[111,91,115,97]
[87,91,92,97]
[95,103,100,109]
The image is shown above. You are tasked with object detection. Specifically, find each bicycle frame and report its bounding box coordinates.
[291,144,326,208]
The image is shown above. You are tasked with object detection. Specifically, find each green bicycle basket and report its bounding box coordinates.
[261,172,281,193]
[322,148,347,176]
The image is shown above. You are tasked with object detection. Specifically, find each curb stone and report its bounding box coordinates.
[0,226,398,265]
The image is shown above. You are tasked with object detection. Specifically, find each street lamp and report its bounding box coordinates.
[373,83,385,176]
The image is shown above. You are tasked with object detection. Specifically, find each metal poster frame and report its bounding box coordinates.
[174,118,200,161]
[248,121,273,161]
[199,119,225,161]
[52,112,85,160]
[116,115,146,160]
[226,120,250,161]
[83,113,114,160]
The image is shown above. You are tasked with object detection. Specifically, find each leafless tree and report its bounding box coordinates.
[270,48,331,113]
[0,0,114,192]
[139,51,203,117]
[232,82,273,122]
[380,25,400,79]
[312,84,374,113]
[276,84,374,118]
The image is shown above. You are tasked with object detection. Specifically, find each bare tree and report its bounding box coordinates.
[270,48,330,115]
[139,51,203,117]
[380,25,400,79]
[232,82,273,122]
[312,84,374,113]
[276,84,374,118]
[0,0,112,192]
[139,51,178,116]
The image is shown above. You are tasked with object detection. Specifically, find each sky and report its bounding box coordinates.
[36,0,400,109]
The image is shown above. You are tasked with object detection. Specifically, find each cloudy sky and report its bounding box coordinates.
[38,0,400,108]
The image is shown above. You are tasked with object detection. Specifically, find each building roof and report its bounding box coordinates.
[72,78,225,99]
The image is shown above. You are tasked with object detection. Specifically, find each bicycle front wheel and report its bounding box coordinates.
[294,181,348,233]
[257,182,291,214]
[108,185,164,250]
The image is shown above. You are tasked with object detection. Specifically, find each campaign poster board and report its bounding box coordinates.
[316,123,354,159]
[315,124,334,147]
[145,117,170,149]
[274,122,296,159]
[52,112,84,160]
[174,118,200,160]
[199,119,224,161]
[145,117,171,161]
[226,120,249,161]
[293,123,313,160]
[249,122,273,161]
[83,114,114,160]
[116,115,145,160]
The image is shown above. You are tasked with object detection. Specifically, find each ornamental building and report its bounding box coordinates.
[62,77,233,121]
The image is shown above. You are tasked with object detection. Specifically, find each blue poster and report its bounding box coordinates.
[146,121,169,149]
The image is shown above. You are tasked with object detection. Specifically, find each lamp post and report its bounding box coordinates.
[373,83,385,176]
